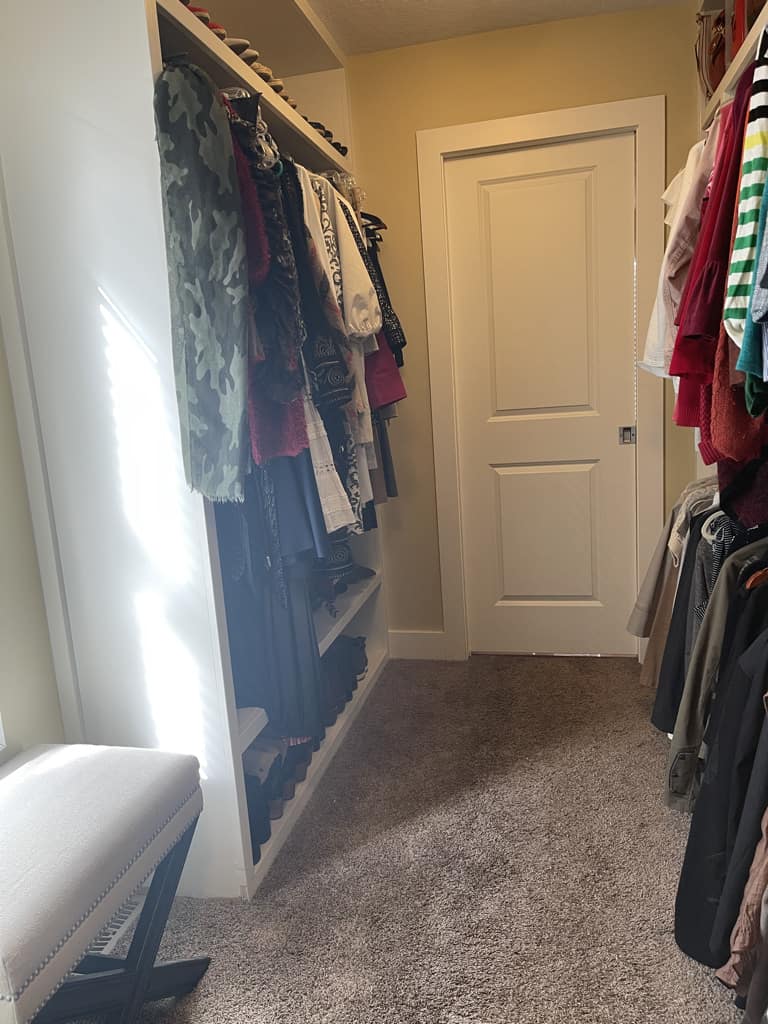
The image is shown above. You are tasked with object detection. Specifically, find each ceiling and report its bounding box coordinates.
[307,0,685,56]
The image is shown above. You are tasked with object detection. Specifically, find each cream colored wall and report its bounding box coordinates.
[283,68,353,152]
[348,3,700,632]
[0,325,62,761]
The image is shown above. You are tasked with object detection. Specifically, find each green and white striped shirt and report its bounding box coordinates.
[724,59,768,347]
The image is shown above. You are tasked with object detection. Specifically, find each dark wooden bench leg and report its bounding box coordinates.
[34,821,210,1024]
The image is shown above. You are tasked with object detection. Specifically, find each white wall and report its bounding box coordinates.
[284,68,354,157]
[0,324,62,763]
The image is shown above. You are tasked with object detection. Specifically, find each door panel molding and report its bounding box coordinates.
[417,97,665,660]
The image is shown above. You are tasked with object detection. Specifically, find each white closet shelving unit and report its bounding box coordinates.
[0,0,389,899]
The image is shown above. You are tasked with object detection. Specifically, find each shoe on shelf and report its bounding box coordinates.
[239,48,262,64]
[284,742,312,784]
[313,538,376,598]
[243,737,288,821]
[224,37,251,54]
[269,78,285,93]
[207,20,227,39]
[284,95,299,109]
[309,120,333,140]
[332,142,349,157]
[340,635,368,679]
[249,62,274,81]
[244,773,271,857]
[188,5,210,23]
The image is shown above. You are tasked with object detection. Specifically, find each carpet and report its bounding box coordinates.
[142,656,742,1023]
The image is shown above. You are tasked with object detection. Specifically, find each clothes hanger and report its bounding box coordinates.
[745,565,768,590]
[361,212,388,230]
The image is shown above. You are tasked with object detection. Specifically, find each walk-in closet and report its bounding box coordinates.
[7,1,768,1023]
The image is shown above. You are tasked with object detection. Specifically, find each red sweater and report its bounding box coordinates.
[670,66,754,426]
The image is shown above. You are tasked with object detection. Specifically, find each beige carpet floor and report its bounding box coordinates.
[142,656,742,1023]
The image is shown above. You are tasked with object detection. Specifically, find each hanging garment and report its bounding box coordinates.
[724,58,768,346]
[652,510,711,734]
[339,201,410,371]
[628,500,683,694]
[665,536,768,811]
[227,96,308,406]
[309,176,382,503]
[671,69,753,426]
[674,619,768,968]
[713,715,768,981]
[628,508,678,638]
[293,163,369,529]
[213,472,324,738]
[751,155,768,384]
[365,330,407,409]
[311,176,383,339]
[736,154,768,377]
[640,149,702,376]
[668,477,719,563]
[719,455,768,525]
[640,556,680,692]
[230,132,271,288]
[363,224,409,367]
[279,160,353,413]
[712,325,768,461]
[743,917,768,1024]
[248,161,307,401]
[248,392,308,466]
[302,387,356,534]
[324,410,364,535]
[375,410,399,499]
[692,511,746,637]
[309,174,344,309]
[154,62,249,502]
[641,122,721,377]
[295,164,348,338]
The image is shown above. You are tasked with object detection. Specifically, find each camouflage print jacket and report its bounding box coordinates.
[154,61,249,502]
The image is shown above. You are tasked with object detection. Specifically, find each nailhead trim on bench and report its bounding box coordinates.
[0,785,201,1012]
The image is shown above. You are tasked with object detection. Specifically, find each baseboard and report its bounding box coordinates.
[388,630,461,660]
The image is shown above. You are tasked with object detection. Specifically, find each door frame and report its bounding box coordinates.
[417,96,666,660]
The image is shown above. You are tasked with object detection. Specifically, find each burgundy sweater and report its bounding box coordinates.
[670,67,754,426]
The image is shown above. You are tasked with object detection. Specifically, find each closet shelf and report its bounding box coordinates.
[155,0,352,173]
[702,3,768,128]
[236,706,269,752]
[247,644,387,892]
[315,575,382,656]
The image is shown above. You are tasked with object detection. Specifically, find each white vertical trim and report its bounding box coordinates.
[417,96,666,661]
[0,157,84,741]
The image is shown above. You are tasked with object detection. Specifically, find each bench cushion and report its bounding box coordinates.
[0,744,202,1024]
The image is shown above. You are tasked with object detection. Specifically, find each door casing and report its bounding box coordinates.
[416,96,666,661]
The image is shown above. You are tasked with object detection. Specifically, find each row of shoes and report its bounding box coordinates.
[179,0,348,156]
[242,634,368,863]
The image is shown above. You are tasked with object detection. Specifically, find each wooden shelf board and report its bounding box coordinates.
[244,646,388,894]
[702,4,768,127]
[314,575,382,656]
[155,0,351,172]
[236,706,269,753]
[210,0,344,76]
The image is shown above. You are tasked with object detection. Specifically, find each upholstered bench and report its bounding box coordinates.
[0,745,209,1024]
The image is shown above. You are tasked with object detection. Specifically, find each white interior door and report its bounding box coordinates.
[445,132,638,655]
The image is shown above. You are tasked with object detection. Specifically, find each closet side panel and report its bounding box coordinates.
[0,0,247,896]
